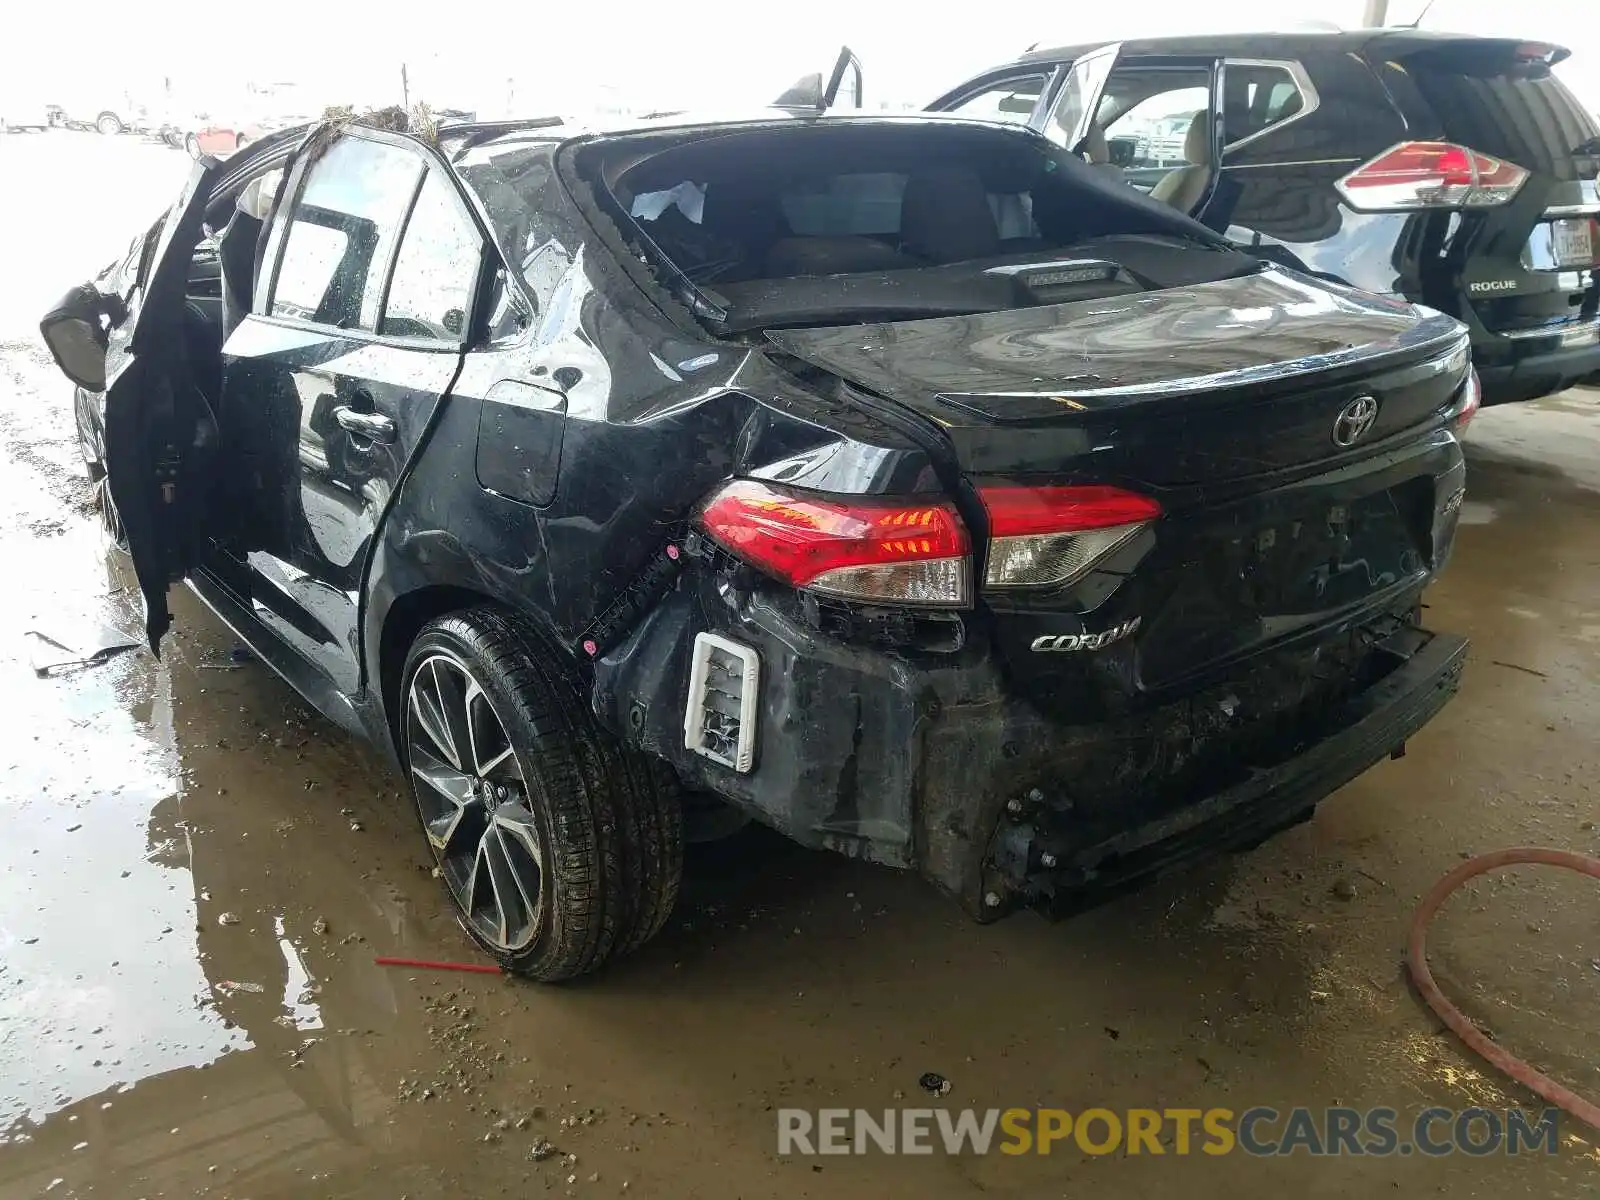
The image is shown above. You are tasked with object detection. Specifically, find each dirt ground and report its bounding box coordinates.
[1,131,1597,1199]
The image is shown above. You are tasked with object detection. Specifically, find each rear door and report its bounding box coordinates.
[1359,38,1600,341]
[222,129,486,694]
[41,157,228,650]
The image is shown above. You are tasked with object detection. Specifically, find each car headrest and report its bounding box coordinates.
[1083,124,1110,164]
[1184,112,1211,164]
[237,169,282,222]
[900,168,1000,264]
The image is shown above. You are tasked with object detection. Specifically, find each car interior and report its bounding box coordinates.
[180,160,287,409]
[1147,111,1213,211]
[587,124,1261,331]
[606,126,1198,285]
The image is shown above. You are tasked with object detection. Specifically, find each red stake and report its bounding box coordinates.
[374,955,504,975]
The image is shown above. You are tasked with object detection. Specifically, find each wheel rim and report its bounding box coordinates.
[406,652,545,952]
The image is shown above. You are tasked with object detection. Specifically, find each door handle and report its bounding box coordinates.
[333,406,397,444]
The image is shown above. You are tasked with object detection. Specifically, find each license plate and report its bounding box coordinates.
[1552,217,1596,267]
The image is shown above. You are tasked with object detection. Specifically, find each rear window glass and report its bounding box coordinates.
[579,122,1253,332]
[1405,50,1599,178]
[1224,63,1309,143]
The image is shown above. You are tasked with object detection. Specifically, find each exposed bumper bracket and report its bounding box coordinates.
[985,627,1469,914]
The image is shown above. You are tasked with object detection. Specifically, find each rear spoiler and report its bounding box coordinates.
[1372,33,1572,72]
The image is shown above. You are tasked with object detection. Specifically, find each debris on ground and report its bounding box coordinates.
[217,912,240,926]
[215,980,264,996]
[1330,876,1358,902]
[529,1137,558,1161]
[26,628,140,677]
[918,1072,951,1097]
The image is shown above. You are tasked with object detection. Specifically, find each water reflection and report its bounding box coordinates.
[0,532,242,1141]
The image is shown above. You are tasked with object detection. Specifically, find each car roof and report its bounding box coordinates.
[1009,27,1571,67]
[447,109,1032,155]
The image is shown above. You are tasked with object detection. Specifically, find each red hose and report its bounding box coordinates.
[1407,847,1600,1131]
[374,955,505,975]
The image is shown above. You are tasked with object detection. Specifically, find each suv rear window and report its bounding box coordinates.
[1402,43,1600,179]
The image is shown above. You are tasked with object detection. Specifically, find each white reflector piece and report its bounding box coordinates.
[684,632,761,773]
[985,523,1147,588]
[807,556,971,607]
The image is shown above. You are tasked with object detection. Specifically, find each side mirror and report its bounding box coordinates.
[39,283,121,392]
[772,71,825,110]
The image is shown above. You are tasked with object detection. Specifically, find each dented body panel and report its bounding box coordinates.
[54,112,1473,921]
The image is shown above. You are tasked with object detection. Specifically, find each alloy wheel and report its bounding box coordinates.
[405,652,546,952]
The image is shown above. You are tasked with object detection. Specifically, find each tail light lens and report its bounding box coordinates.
[696,479,972,607]
[1336,141,1529,211]
[1453,368,1482,432]
[980,484,1161,590]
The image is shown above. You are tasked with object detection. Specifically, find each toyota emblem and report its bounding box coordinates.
[1332,395,1379,447]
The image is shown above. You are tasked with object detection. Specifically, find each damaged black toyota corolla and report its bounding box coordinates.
[42,108,1476,979]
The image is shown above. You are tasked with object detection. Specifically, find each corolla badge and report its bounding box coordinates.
[1031,616,1142,653]
[1331,395,1379,448]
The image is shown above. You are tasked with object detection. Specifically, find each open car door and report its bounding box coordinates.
[40,155,229,653]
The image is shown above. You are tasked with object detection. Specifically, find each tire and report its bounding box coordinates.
[184,133,200,160]
[400,608,682,980]
[95,112,124,136]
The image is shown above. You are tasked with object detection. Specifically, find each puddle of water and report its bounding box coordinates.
[0,524,246,1139]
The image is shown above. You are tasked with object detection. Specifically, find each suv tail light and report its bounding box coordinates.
[1453,367,1482,431]
[696,480,972,607]
[980,484,1161,590]
[1336,141,1529,211]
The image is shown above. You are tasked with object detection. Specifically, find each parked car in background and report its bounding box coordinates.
[0,87,54,132]
[41,107,1474,980]
[1,107,53,133]
[187,120,265,158]
[57,94,148,135]
[933,30,1600,405]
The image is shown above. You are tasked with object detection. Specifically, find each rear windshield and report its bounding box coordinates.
[580,122,1244,331]
[1402,43,1599,179]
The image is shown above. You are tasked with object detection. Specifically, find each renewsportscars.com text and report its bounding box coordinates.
[776,1106,1560,1157]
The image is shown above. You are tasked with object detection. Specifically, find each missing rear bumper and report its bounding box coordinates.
[983,627,1468,916]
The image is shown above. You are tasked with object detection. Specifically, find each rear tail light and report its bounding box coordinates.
[1336,141,1529,211]
[980,484,1161,590]
[695,479,972,607]
[1453,367,1482,432]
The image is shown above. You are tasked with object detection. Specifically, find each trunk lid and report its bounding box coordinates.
[767,267,1470,701]
[766,267,1468,480]
[1381,37,1600,342]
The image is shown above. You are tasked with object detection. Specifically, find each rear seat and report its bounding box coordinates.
[764,235,919,277]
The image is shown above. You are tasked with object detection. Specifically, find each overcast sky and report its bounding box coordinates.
[5,0,1596,116]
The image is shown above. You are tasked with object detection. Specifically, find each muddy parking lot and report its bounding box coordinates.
[1,131,1598,1198]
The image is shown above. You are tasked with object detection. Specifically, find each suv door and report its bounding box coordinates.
[1037,43,1122,154]
[221,130,487,694]
[1038,50,1228,221]
[40,156,229,651]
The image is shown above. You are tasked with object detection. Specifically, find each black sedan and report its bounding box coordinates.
[43,107,1475,978]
